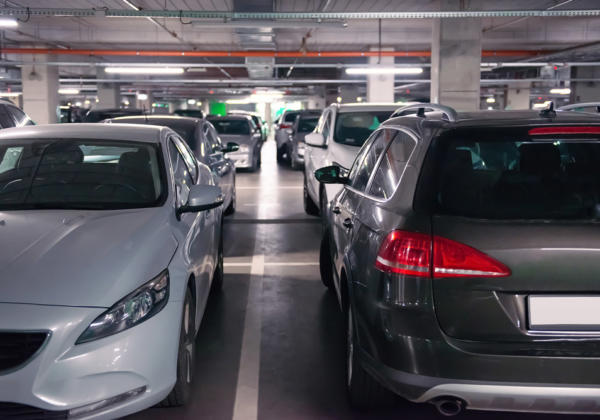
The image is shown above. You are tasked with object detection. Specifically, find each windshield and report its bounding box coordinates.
[334,111,393,146]
[0,139,165,210]
[209,119,250,135]
[429,129,600,219]
[298,117,319,133]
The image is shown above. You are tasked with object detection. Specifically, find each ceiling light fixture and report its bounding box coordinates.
[105,67,184,75]
[0,92,21,97]
[58,88,80,95]
[486,97,496,103]
[226,98,250,105]
[137,93,148,100]
[345,67,423,75]
[0,17,18,28]
[550,88,571,95]
[187,99,197,105]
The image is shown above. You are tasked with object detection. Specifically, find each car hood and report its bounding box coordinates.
[0,208,178,307]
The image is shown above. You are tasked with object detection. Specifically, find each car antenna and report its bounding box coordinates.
[539,101,556,118]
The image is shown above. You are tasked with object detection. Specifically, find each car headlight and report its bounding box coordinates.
[76,270,169,344]
[238,144,250,153]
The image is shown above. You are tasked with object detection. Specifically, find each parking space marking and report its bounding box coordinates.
[225,262,319,267]
[232,250,264,420]
[237,186,303,190]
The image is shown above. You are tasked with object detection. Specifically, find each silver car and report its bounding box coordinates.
[0,123,224,419]
[208,115,263,171]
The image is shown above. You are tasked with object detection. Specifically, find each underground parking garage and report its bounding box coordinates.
[2,1,600,419]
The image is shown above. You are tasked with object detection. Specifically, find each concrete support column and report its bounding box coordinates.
[21,57,59,124]
[307,95,326,110]
[136,92,153,112]
[367,47,395,103]
[505,82,531,110]
[96,68,120,109]
[570,66,600,103]
[201,100,210,116]
[430,3,482,111]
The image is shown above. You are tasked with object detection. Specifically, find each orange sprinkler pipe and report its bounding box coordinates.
[0,48,546,58]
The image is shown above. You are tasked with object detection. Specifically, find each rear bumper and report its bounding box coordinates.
[360,349,600,414]
[228,151,253,168]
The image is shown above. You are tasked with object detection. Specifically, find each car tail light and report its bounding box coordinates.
[375,230,510,278]
[280,123,292,129]
[529,126,600,135]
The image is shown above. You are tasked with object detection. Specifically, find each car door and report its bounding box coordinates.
[305,109,331,203]
[330,130,390,298]
[205,122,234,206]
[169,135,215,317]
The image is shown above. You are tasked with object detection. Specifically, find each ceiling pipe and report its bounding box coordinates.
[0,48,545,58]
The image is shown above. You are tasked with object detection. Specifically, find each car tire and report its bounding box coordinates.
[224,179,236,216]
[257,150,262,168]
[276,146,285,163]
[161,288,195,407]
[319,231,334,290]
[346,304,395,409]
[211,233,224,293]
[304,173,319,216]
[319,187,328,220]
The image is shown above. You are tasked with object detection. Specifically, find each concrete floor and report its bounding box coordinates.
[128,140,578,420]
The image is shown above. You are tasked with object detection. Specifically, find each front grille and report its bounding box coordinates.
[0,403,67,419]
[0,332,48,372]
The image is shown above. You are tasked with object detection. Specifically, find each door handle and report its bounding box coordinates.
[342,218,353,229]
[331,206,341,214]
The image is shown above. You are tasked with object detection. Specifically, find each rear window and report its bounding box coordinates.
[425,127,600,219]
[284,112,300,123]
[334,111,393,147]
[209,119,250,135]
[298,117,318,133]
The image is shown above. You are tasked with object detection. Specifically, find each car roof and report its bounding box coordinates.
[0,123,165,143]
[383,110,600,130]
[334,102,401,112]
[109,115,201,126]
[208,115,251,121]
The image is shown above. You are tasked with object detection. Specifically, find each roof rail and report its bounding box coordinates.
[390,103,458,122]
[557,102,600,113]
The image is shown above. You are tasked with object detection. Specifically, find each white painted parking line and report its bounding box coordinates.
[237,186,303,190]
[225,262,319,267]
[232,251,264,420]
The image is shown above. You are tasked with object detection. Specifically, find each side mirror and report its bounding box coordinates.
[222,142,239,154]
[176,185,223,219]
[314,165,349,184]
[305,132,326,148]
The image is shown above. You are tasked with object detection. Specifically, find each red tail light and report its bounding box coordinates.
[280,123,292,129]
[375,231,511,278]
[529,126,600,135]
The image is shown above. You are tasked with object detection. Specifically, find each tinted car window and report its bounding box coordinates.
[205,125,222,153]
[368,130,416,200]
[0,139,164,209]
[0,105,15,128]
[334,111,393,147]
[7,106,29,126]
[284,112,300,123]
[430,131,600,219]
[349,130,390,192]
[171,135,198,183]
[210,119,250,135]
[298,117,319,133]
[169,140,194,206]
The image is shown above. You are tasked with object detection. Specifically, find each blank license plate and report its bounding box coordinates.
[528,296,600,331]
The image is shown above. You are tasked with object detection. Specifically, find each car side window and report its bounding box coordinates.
[169,140,194,206]
[321,111,331,140]
[348,130,389,193]
[0,105,15,128]
[205,124,223,153]
[368,130,417,200]
[171,135,198,183]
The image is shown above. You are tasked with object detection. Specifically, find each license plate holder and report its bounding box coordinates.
[528,296,600,332]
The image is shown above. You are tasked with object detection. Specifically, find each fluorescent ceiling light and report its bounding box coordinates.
[0,92,21,97]
[187,99,196,105]
[550,88,571,95]
[486,97,496,103]
[533,101,553,109]
[336,96,342,103]
[137,93,148,100]
[105,67,184,75]
[345,67,423,75]
[58,88,80,95]
[226,98,250,105]
[0,17,18,28]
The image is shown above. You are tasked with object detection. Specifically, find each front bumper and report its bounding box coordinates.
[352,274,600,415]
[227,151,253,169]
[0,301,181,419]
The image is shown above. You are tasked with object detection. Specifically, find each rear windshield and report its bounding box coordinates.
[427,128,600,219]
[284,112,300,123]
[334,111,393,147]
[0,139,165,210]
[209,119,250,135]
[298,117,319,133]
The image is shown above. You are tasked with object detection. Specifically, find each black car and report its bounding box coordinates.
[83,108,143,123]
[0,99,34,127]
[287,110,321,170]
[105,115,238,215]
[174,109,204,119]
[317,102,600,416]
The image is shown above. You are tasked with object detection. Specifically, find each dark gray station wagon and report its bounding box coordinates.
[317,103,600,416]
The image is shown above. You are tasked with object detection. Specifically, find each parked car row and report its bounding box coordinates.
[306,101,600,416]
